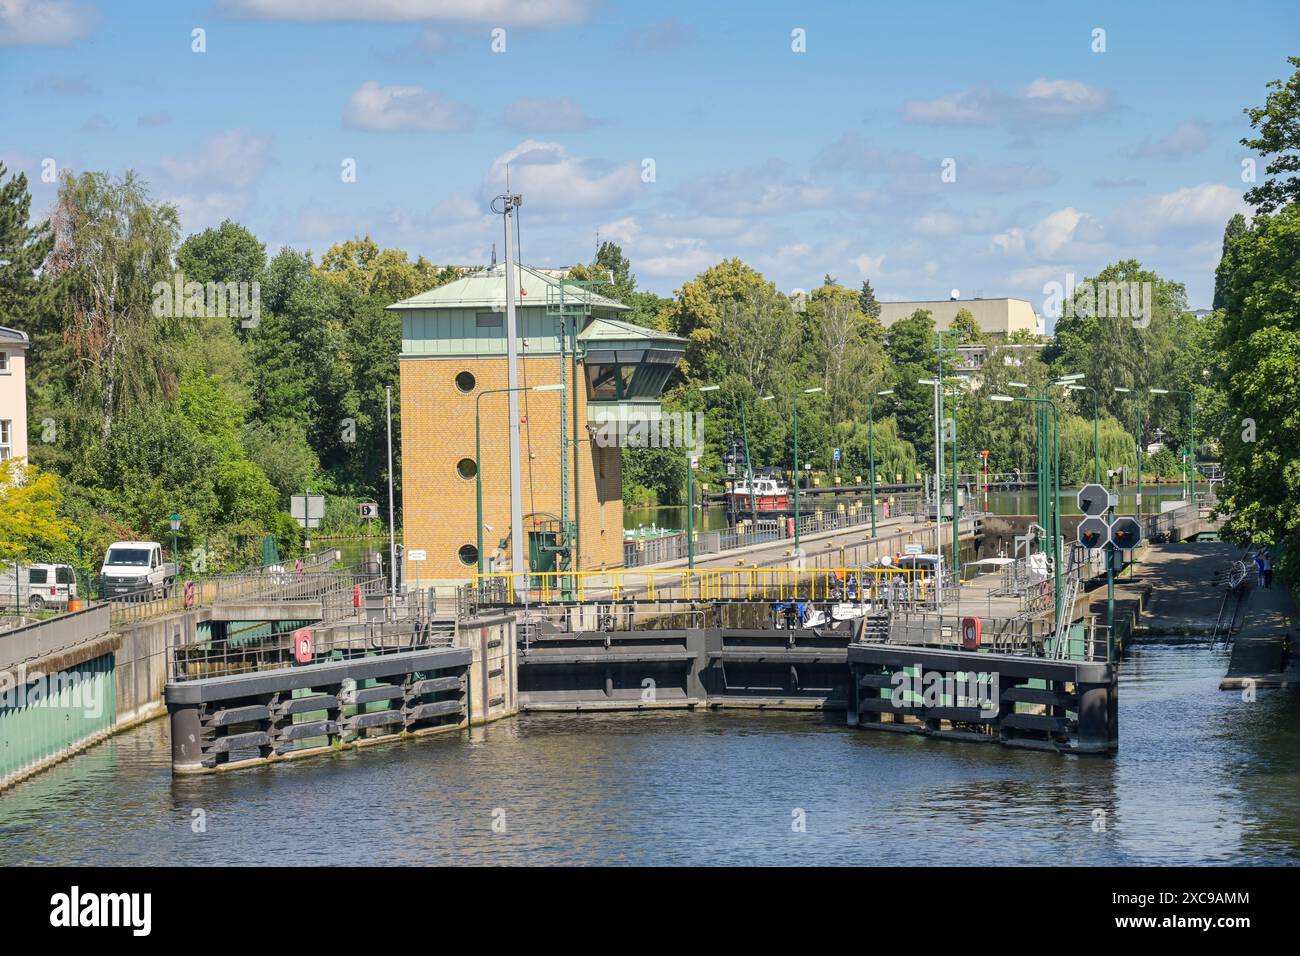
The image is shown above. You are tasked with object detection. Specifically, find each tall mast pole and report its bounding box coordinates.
[501,194,527,582]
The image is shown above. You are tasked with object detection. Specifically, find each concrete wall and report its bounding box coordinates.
[0,605,197,791]
[457,612,519,725]
[877,298,1040,337]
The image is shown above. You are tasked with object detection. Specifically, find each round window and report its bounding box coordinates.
[456,457,478,480]
[455,370,476,393]
[458,544,479,566]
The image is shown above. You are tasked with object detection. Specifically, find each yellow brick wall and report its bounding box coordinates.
[399,355,624,582]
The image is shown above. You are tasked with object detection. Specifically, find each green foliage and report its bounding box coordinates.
[0,459,77,561]
[1214,202,1300,578]
[1241,56,1300,214]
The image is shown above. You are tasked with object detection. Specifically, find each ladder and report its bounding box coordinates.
[1052,545,1084,659]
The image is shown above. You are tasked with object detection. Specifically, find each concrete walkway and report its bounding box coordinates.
[1221,574,1299,690]
[1132,542,1244,635]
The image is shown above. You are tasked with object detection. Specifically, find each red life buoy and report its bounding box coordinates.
[293,627,313,663]
[353,584,362,608]
[962,616,981,650]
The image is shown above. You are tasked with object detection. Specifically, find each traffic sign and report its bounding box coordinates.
[408,549,427,562]
[1077,516,1110,549]
[1077,483,1109,517]
[358,502,379,520]
[291,494,326,529]
[833,447,841,462]
[1110,516,1143,549]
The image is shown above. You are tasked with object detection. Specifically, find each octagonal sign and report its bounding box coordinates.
[1077,483,1110,517]
[1110,516,1143,550]
[1077,516,1110,549]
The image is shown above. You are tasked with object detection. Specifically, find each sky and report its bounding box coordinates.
[3,0,1297,315]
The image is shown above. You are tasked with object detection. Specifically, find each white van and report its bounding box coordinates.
[0,563,79,610]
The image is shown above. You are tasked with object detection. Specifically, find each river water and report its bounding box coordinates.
[1,641,1297,866]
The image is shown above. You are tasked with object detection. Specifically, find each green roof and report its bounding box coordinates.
[387,262,630,312]
[577,317,685,344]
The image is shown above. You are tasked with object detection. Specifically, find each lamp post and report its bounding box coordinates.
[760,387,822,556]
[867,388,894,539]
[991,393,1062,624]
[1150,388,1195,503]
[474,383,564,575]
[169,512,181,566]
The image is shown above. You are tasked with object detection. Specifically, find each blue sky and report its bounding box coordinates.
[3,0,1297,312]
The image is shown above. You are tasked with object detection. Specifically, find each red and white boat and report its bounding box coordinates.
[730,476,790,514]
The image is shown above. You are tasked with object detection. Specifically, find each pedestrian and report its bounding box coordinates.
[1254,553,1267,588]
[1262,553,1273,590]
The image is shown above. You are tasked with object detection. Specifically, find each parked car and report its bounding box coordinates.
[0,563,79,610]
[100,542,177,599]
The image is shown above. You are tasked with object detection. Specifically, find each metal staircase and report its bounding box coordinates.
[1051,545,1084,660]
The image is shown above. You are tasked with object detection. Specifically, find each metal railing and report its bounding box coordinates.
[108,552,348,626]
[471,565,947,608]
[623,493,928,568]
[0,602,112,670]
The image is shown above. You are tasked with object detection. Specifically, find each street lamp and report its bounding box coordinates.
[169,512,181,567]
[868,389,894,539]
[1149,388,1195,502]
[475,383,564,575]
[760,386,822,556]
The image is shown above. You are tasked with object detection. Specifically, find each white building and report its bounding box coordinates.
[0,326,31,463]
[877,297,1044,338]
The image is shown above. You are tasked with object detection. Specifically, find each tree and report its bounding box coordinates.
[316,236,458,305]
[44,170,184,440]
[858,279,881,320]
[1214,202,1300,577]
[808,280,886,422]
[1242,56,1300,214]
[949,307,983,344]
[0,162,53,332]
[1213,214,1249,310]
[883,309,937,458]
[569,241,636,303]
[177,219,266,289]
[0,459,77,561]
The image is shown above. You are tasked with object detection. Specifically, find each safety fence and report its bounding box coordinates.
[623,493,928,568]
[108,550,344,626]
[472,565,952,609]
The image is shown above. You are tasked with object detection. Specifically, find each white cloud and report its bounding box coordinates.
[1128,120,1210,161]
[853,254,885,276]
[1148,182,1246,226]
[674,159,834,217]
[498,98,603,133]
[160,128,274,192]
[992,207,1104,259]
[913,212,963,237]
[154,129,275,231]
[484,140,638,211]
[901,78,1112,127]
[217,0,596,27]
[343,80,476,133]
[0,0,97,46]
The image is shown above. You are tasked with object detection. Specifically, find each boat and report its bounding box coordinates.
[730,475,790,514]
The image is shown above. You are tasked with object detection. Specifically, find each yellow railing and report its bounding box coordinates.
[472,566,929,605]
